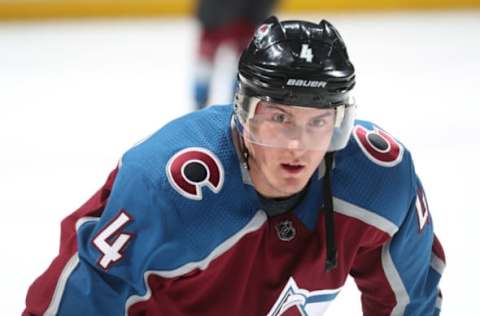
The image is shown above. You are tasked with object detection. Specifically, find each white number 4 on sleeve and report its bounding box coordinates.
[93,210,133,270]
[415,189,429,232]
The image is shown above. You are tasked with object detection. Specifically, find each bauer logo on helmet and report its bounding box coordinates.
[286,79,327,88]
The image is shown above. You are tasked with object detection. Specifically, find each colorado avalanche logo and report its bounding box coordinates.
[353,125,404,167]
[166,147,224,200]
[267,278,341,316]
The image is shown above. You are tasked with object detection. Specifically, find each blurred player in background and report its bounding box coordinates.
[24,17,445,315]
[193,0,278,109]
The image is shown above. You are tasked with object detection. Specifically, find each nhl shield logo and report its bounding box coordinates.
[275,220,296,241]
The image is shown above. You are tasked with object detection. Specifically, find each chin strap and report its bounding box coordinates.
[323,152,337,272]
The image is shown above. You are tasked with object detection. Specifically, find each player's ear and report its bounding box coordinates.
[242,136,255,160]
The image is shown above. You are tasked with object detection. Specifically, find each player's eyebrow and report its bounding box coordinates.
[263,103,288,112]
[261,102,334,119]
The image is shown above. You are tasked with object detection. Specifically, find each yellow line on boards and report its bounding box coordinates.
[1,0,479,20]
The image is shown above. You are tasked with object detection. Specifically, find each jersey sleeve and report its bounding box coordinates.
[23,162,164,316]
[349,172,446,315]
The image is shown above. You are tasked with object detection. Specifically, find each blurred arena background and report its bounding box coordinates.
[1,1,479,315]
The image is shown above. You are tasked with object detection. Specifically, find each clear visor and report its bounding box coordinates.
[236,97,347,151]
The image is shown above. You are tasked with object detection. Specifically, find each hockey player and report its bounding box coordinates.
[193,0,278,109]
[23,17,445,315]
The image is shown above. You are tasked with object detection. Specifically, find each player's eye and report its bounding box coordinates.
[309,113,334,128]
[309,117,326,128]
[270,112,289,124]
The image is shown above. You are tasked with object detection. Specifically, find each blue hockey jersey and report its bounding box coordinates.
[23,105,445,316]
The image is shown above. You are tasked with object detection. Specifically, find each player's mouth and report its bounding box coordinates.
[280,163,305,174]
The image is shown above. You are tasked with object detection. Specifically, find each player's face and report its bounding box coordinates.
[244,102,335,198]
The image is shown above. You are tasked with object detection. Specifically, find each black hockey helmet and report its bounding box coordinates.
[235,16,357,152]
[236,16,355,108]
